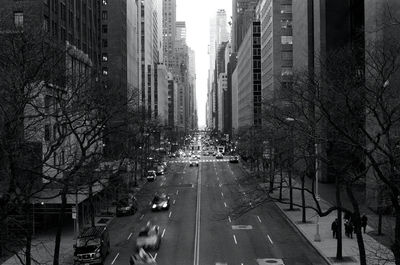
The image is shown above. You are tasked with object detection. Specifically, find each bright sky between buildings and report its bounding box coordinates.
[176,0,232,129]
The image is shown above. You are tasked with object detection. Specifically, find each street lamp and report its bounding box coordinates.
[285,117,295,210]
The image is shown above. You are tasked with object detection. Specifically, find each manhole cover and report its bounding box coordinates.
[257,258,285,265]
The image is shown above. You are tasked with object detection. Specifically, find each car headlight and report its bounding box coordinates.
[152,204,156,209]
[162,203,168,208]
[95,252,101,258]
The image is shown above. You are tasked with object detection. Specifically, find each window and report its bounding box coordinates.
[102,11,108,20]
[102,0,107,5]
[281,19,292,29]
[102,39,108,47]
[281,4,292,14]
[281,51,293,61]
[44,95,51,113]
[102,67,108,75]
[14,11,23,28]
[43,16,49,32]
[44,124,51,141]
[281,36,293,45]
[102,53,108,62]
[281,67,293,76]
[102,24,107,33]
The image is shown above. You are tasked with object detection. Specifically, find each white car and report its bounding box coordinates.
[136,225,161,250]
[129,248,157,264]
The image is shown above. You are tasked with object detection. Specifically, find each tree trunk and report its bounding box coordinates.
[335,176,343,260]
[53,187,67,265]
[25,230,32,265]
[346,184,366,265]
[279,163,283,200]
[301,174,306,223]
[391,196,400,265]
[89,184,95,227]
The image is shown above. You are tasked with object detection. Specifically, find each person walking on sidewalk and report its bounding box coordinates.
[331,218,338,238]
[348,220,354,239]
[361,214,368,233]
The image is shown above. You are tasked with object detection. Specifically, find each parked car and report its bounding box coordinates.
[116,198,138,217]
[229,156,240,163]
[136,223,161,250]
[73,226,110,265]
[147,170,157,182]
[151,193,170,211]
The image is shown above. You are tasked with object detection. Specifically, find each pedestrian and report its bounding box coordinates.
[348,221,354,239]
[361,214,368,233]
[331,218,338,238]
[344,220,349,237]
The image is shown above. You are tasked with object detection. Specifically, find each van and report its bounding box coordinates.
[73,226,110,265]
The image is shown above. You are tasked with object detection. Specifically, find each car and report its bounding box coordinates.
[189,160,199,167]
[151,193,170,211]
[156,165,164,175]
[116,198,138,216]
[146,170,157,182]
[229,156,240,163]
[216,153,223,159]
[129,248,157,265]
[136,224,161,250]
[73,226,110,265]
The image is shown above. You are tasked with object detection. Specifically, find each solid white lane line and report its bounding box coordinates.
[127,233,132,240]
[194,164,202,265]
[169,211,172,218]
[140,214,144,220]
[233,235,238,245]
[228,216,232,223]
[154,253,158,260]
[267,234,274,244]
[257,216,262,223]
[162,228,166,238]
[224,202,227,208]
[111,253,119,264]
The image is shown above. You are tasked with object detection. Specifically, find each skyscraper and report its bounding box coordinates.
[232,0,259,53]
[162,0,176,71]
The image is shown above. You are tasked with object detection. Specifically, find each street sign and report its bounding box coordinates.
[72,212,77,219]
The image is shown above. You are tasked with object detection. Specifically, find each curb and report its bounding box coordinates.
[273,201,333,265]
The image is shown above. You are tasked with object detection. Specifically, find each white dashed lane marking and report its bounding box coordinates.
[111,253,119,264]
[267,235,274,244]
[233,235,238,245]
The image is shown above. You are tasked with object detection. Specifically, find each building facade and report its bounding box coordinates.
[237,21,261,130]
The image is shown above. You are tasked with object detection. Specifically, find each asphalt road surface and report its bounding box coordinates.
[102,155,328,265]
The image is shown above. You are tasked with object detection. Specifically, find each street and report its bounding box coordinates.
[102,155,328,265]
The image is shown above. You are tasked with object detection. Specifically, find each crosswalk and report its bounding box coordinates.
[169,159,231,163]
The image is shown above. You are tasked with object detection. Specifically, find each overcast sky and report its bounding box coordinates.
[176,0,232,129]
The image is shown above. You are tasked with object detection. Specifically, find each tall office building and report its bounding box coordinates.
[206,9,229,131]
[140,0,164,119]
[237,21,261,130]
[101,0,141,156]
[162,0,176,71]
[364,0,400,210]
[292,0,364,183]
[256,0,293,102]
[232,0,260,53]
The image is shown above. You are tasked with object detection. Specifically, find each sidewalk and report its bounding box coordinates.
[240,163,395,265]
